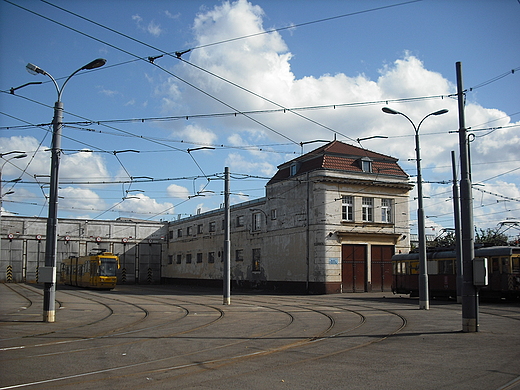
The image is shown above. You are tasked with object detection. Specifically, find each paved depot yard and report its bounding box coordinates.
[1,283,519,390]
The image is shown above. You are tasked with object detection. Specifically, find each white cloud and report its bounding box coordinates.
[164,10,180,20]
[153,0,519,233]
[59,187,106,215]
[167,184,190,199]
[132,13,163,37]
[147,20,163,37]
[171,124,218,145]
[61,151,110,182]
[225,152,275,176]
[113,193,173,215]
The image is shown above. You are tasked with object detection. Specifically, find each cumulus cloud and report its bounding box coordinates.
[167,184,190,199]
[113,193,173,215]
[153,0,519,233]
[59,187,106,215]
[171,124,218,145]
[60,151,110,181]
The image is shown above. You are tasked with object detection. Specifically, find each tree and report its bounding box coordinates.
[474,227,509,247]
[431,230,456,249]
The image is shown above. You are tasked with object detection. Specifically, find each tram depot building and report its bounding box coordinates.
[1,141,413,294]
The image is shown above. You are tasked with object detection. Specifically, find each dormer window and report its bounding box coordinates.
[359,157,372,173]
[290,162,300,176]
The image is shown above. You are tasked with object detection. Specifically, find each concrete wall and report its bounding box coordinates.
[164,168,412,293]
[0,216,167,284]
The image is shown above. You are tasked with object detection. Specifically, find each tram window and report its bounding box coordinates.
[99,260,117,276]
[501,257,510,273]
[492,258,500,273]
[512,258,520,273]
[438,260,454,275]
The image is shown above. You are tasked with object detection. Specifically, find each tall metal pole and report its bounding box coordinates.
[223,167,231,305]
[451,151,463,303]
[26,59,106,322]
[42,101,62,323]
[456,62,478,332]
[414,126,429,310]
[383,107,448,310]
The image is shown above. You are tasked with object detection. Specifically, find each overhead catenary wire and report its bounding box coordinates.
[2,0,516,225]
[19,0,439,143]
[4,0,299,145]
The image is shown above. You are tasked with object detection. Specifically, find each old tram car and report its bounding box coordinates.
[392,246,520,299]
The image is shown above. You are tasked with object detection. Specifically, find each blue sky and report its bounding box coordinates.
[1,0,519,239]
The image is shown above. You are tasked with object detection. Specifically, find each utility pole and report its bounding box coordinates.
[25,58,106,322]
[456,61,478,332]
[223,167,231,305]
[451,151,463,303]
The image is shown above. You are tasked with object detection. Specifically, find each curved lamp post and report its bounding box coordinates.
[382,107,448,310]
[27,59,106,322]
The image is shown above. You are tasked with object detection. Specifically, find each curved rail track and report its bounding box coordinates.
[1,284,518,390]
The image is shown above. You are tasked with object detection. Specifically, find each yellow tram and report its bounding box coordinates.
[61,252,119,289]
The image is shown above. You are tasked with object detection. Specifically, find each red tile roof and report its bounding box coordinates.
[268,140,408,185]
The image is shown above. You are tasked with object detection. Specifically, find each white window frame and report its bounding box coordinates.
[381,198,392,223]
[362,197,373,222]
[342,195,353,221]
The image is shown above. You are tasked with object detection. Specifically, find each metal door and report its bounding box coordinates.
[342,244,366,292]
[371,245,394,292]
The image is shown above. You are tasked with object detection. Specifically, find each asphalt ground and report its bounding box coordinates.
[1,283,519,390]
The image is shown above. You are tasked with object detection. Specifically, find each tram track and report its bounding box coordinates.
[2,285,518,390]
[1,291,408,390]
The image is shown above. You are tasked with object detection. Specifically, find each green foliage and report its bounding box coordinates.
[431,231,456,249]
[426,227,511,250]
[474,227,509,247]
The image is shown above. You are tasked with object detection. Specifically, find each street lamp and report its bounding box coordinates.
[382,107,448,310]
[27,58,106,322]
[1,152,27,279]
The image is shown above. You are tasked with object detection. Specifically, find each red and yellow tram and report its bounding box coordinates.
[61,252,119,289]
[392,246,520,299]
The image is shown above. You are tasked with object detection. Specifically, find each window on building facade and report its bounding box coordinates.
[236,215,244,227]
[197,224,203,234]
[209,221,216,232]
[271,209,277,220]
[290,163,299,176]
[208,252,215,263]
[235,249,244,262]
[187,226,193,236]
[186,254,192,264]
[252,248,261,272]
[252,213,262,231]
[169,231,174,240]
[168,255,173,264]
[341,195,353,221]
[197,253,203,263]
[176,254,182,264]
[362,197,373,222]
[360,157,372,173]
[381,198,392,223]
[177,229,182,238]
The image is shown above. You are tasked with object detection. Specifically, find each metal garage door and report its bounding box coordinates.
[371,245,394,292]
[341,244,366,292]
